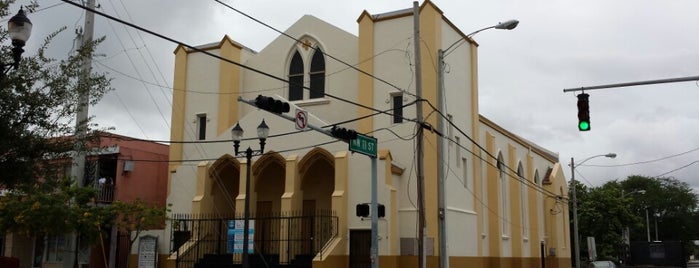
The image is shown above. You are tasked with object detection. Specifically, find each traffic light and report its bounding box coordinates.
[254,95,290,114]
[356,203,369,217]
[330,126,358,141]
[355,203,385,218]
[577,93,590,131]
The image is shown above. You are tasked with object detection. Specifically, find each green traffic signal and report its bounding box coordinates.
[578,121,590,131]
[577,93,590,131]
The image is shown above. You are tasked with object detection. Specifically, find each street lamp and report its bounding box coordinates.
[621,189,646,243]
[620,189,645,264]
[231,119,269,268]
[435,19,518,268]
[570,153,616,268]
[1,7,33,78]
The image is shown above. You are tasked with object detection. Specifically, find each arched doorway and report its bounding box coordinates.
[298,148,335,255]
[209,154,240,215]
[252,152,286,256]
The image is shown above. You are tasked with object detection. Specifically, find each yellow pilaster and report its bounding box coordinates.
[356,12,374,134]
[508,144,522,259]
[527,154,540,255]
[470,44,483,256]
[419,1,442,255]
[191,161,210,215]
[485,132,501,257]
[333,151,349,254]
[168,46,188,196]
[279,155,299,263]
[281,155,300,212]
[235,157,257,216]
[217,36,242,136]
[380,150,399,254]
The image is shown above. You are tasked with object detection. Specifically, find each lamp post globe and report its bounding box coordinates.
[2,7,32,77]
[8,7,32,47]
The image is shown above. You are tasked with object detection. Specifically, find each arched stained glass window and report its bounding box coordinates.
[288,51,304,101]
[309,49,325,99]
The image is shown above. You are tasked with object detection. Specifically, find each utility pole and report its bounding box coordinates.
[571,157,580,268]
[412,2,427,268]
[70,0,95,267]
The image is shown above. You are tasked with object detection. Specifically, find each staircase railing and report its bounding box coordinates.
[170,210,338,268]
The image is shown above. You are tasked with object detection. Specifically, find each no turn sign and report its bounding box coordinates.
[295,109,308,130]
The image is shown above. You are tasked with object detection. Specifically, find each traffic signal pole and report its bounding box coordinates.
[238,96,380,268]
[563,75,699,92]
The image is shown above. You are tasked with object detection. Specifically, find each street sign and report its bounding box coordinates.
[295,109,308,130]
[349,134,377,157]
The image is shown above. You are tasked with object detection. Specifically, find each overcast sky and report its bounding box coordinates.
[18,0,699,190]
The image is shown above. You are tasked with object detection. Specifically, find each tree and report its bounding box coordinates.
[0,178,112,242]
[111,200,169,268]
[0,1,112,189]
[572,175,699,262]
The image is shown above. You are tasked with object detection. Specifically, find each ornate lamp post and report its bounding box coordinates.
[231,119,269,268]
[2,7,32,78]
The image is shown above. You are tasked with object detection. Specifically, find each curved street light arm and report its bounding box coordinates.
[573,153,617,168]
[442,19,519,57]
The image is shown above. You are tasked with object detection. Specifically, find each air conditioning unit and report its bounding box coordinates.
[123,160,134,172]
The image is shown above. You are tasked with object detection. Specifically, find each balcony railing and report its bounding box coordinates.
[95,184,115,203]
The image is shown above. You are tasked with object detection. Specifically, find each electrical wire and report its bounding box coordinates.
[574,169,596,187]
[424,98,559,198]
[59,0,417,125]
[213,0,417,99]
[583,146,699,167]
[654,160,699,178]
[98,3,171,134]
[431,130,557,198]
[94,64,150,138]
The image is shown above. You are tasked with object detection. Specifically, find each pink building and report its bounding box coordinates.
[1,132,169,268]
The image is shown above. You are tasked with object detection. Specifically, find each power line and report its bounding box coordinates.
[213,0,417,99]
[98,3,171,134]
[59,0,414,125]
[654,160,699,178]
[436,131,558,198]
[425,99,559,198]
[583,146,699,167]
[0,2,66,22]
[114,139,342,163]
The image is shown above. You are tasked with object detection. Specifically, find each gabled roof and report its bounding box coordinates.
[173,35,256,54]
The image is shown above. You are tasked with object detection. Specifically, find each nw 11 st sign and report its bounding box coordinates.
[349,134,377,157]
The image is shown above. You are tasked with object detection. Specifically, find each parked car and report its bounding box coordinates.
[587,260,618,268]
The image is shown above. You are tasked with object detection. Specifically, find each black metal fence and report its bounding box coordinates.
[170,210,338,268]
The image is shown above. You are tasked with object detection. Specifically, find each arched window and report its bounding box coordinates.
[288,51,304,101]
[309,49,325,99]
[534,170,540,185]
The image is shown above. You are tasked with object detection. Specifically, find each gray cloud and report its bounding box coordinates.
[22,0,699,189]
